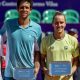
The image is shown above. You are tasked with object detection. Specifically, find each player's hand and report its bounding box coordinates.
[34,62,40,77]
[43,68,60,80]
[61,75,71,80]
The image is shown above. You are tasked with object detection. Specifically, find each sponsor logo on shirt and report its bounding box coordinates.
[64,46,68,50]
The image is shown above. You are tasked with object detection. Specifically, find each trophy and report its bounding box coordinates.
[13,68,35,80]
[49,61,71,76]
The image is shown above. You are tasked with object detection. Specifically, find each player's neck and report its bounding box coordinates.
[18,18,30,28]
[53,31,65,40]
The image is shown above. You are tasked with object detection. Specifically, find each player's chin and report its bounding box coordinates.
[22,16,28,19]
[57,30,63,33]
[21,14,28,18]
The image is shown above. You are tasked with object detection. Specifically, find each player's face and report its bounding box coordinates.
[17,1,31,19]
[52,15,66,34]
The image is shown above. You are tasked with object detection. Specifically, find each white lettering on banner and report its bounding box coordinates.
[0,0,58,7]
[46,1,58,7]
[33,1,58,7]
[33,2,45,7]
[2,1,17,7]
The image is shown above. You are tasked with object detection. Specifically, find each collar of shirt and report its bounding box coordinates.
[16,19,33,29]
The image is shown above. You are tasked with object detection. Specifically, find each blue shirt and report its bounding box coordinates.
[0,18,42,77]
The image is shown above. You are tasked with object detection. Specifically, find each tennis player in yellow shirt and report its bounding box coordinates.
[41,11,79,80]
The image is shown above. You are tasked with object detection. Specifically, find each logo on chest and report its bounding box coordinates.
[50,46,68,51]
[64,46,68,50]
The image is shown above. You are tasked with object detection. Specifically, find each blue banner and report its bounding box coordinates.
[0,0,80,22]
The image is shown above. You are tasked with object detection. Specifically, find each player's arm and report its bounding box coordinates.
[41,53,47,71]
[71,56,78,75]
[34,41,40,77]
[71,39,79,75]
[61,56,79,80]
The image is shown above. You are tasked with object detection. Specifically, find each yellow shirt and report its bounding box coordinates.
[41,33,79,80]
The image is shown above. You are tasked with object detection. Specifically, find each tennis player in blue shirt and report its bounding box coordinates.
[0,0,42,80]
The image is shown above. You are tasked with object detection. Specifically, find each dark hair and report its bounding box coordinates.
[52,11,66,23]
[68,28,78,35]
[17,0,33,9]
[68,31,76,36]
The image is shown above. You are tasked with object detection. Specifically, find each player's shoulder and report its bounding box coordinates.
[30,20,41,28]
[66,33,78,43]
[4,18,18,25]
[42,34,52,42]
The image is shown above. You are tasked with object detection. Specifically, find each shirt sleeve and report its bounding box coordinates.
[40,37,47,55]
[36,25,42,48]
[34,40,39,51]
[72,37,79,58]
[0,21,7,35]
[0,35,3,56]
